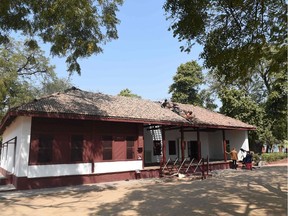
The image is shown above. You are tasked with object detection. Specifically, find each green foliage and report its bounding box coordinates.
[0,0,123,75]
[219,88,264,127]
[118,89,141,99]
[164,1,287,84]
[261,152,287,162]
[0,75,35,118]
[198,89,218,111]
[218,84,287,151]
[0,38,72,119]
[252,154,261,165]
[169,60,204,105]
[264,70,288,141]
[33,77,72,97]
[165,0,287,150]
[283,140,288,148]
[166,0,288,147]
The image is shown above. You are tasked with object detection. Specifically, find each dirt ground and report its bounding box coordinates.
[0,163,287,216]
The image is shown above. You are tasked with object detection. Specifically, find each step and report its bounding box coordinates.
[0,175,12,185]
[0,184,16,192]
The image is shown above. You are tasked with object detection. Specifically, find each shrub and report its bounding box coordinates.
[253,154,261,165]
[261,152,287,162]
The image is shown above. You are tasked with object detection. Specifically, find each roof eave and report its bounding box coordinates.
[0,111,18,134]
[4,111,187,126]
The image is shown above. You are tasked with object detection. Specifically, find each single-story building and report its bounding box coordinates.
[0,87,255,190]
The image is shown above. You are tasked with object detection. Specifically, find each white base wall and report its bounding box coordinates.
[94,161,142,174]
[0,116,31,176]
[27,160,143,178]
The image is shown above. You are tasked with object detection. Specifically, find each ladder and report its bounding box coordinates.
[186,158,203,174]
[185,158,195,173]
[177,158,187,174]
[162,158,181,176]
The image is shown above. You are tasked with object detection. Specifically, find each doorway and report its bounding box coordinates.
[188,141,198,160]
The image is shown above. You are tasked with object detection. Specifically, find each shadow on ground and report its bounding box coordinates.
[92,166,287,216]
[0,166,287,216]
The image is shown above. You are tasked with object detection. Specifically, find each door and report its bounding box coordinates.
[188,141,198,160]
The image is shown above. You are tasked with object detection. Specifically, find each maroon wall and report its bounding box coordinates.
[11,169,161,190]
[29,117,142,165]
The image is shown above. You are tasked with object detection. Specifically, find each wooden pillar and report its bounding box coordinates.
[181,127,185,162]
[137,124,144,168]
[161,126,166,165]
[197,129,201,160]
[206,155,209,176]
[223,130,227,161]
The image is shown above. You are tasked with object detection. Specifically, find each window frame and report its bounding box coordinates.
[225,140,230,152]
[71,135,84,162]
[168,140,176,155]
[126,136,136,160]
[37,135,53,164]
[153,140,162,156]
[102,136,113,160]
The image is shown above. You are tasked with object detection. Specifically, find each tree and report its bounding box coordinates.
[212,51,287,143]
[217,81,287,153]
[198,89,218,111]
[32,77,72,97]
[0,0,123,75]
[219,88,264,127]
[169,60,205,106]
[164,0,287,147]
[118,89,141,98]
[218,87,267,152]
[264,71,287,141]
[164,0,287,84]
[0,38,71,119]
[0,74,35,118]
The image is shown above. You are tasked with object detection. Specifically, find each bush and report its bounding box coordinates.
[253,154,261,165]
[260,152,287,162]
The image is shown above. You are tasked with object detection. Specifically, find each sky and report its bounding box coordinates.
[50,0,204,102]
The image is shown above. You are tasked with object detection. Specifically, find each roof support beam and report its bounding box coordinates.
[223,130,227,162]
[197,129,201,161]
[161,126,166,166]
[180,127,185,162]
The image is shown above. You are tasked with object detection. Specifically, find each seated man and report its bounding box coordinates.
[245,151,253,170]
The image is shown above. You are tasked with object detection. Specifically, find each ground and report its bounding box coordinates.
[0,162,287,216]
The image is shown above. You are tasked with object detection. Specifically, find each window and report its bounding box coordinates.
[153,140,162,155]
[169,141,176,155]
[225,140,230,152]
[102,136,112,160]
[126,136,135,159]
[38,136,53,163]
[71,135,83,162]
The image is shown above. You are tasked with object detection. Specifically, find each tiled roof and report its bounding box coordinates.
[174,103,256,129]
[1,87,256,131]
[8,87,188,124]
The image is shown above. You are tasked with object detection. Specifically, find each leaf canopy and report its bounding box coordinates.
[0,0,123,75]
[164,0,287,83]
[169,60,205,106]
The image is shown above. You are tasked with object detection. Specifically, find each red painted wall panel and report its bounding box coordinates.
[29,117,142,165]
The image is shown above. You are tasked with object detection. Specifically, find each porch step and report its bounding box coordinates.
[0,184,16,192]
[0,174,12,185]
